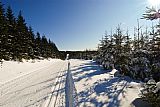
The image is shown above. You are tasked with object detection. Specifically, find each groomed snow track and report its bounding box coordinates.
[0,60,69,107]
[43,62,67,107]
[0,59,78,107]
[43,60,78,107]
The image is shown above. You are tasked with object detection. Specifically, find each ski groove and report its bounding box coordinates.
[0,60,66,107]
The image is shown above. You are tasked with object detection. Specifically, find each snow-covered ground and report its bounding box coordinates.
[0,59,142,107]
[70,60,142,107]
[0,59,61,84]
[0,59,67,107]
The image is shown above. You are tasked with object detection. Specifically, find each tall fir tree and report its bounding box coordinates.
[113,25,125,66]
[28,26,35,59]
[41,35,48,58]
[34,32,42,57]
[16,11,29,59]
[0,1,60,60]
[0,2,7,60]
[5,6,16,60]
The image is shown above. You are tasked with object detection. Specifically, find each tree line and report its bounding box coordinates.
[0,2,59,61]
[96,7,160,106]
[97,16,160,82]
[60,50,97,60]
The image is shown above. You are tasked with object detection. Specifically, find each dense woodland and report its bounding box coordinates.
[96,7,160,106]
[60,50,97,60]
[0,2,60,61]
[97,9,160,81]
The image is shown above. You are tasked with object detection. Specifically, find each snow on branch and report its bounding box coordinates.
[141,7,160,20]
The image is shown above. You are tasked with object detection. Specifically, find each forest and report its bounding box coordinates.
[0,0,160,106]
[96,7,160,106]
[0,2,60,61]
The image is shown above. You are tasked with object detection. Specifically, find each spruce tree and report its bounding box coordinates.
[16,11,28,60]
[113,25,125,66]
[0,2,7,60]
[41,35,48,58]
[6,6,16,60]
[34,32,42,58]
[0,1,60,60]
[51,41,59,58]
[28,26,35,59]
[124,29,131,53]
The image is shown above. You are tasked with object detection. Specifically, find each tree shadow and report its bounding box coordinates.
[131,98,151,107]
[72,61,138,107]
[72,61,111,82]
[0,69,67,107]
[76,76,130,107]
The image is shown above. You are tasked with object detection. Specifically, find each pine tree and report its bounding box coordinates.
[113,25,125,66]
[133,27,138,51]
[5,6,16,60]
[0,2,7,60]
[97,35,105,65]
[144,26,150,51]
[141,7,160,20]
[48,39,59,58]
[16,11,29,60]
[48,39,52,57]
[41,35,48,58]
[28,26,35,59]
[0,1,60,60]
[51,41,59,58]
[124,29,132,53]
[34,32,42,58]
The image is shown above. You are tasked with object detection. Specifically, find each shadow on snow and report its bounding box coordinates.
[72,61,135,107]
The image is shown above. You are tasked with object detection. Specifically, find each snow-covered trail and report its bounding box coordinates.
[0,59,142,107]
[0,60,67,107]
[70,60,141,107]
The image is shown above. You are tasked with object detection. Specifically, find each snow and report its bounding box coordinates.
[0,59,61,84]
[0,59,142,107]
[0,59,67,107]
[70,60,142,107]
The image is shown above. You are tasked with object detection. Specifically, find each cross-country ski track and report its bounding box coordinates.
[0,59,142,107]
[0,60,68,107]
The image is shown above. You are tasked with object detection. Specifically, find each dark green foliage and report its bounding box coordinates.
[34,32,42,57]
[143,92,160,107]
[5,6,17,60]
[0,2,7,60]
[27,26,35,59]
[97,25,132,71]
[151,64,160,82]
[141,81,160,107]
[97,7,160,107]
[0,2,59,61]
[41,35,48,57]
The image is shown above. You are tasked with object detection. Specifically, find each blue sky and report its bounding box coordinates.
[1,0,159,51]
